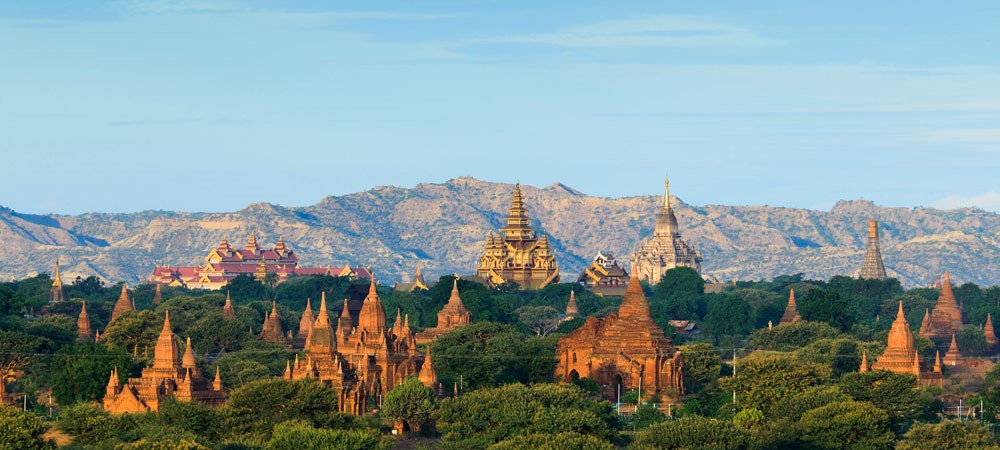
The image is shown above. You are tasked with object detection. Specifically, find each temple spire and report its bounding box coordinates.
[222,291,236,319]
[358,275,386,333]
[152,284,163,305]
[153,311,181,370]
[213,366,223,391]
[111,284,135,321]
[779,289,801,324]
[565,290,580,320]
[618,275,653,322]
[418,347,438,388]
[987,313,999,349]
[859,351,868,373]
[182,337,199,376]
[933,350,942,373]
[53,258,63,287]
[77,301,92,340]
[944,333,962,366]
[308,291,335,354]
[858,220,887,280]
[663,175,670,209]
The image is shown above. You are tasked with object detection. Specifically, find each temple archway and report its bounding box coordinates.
[569,370,580,382]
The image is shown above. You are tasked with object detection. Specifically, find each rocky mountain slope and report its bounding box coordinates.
[2,178,999,288]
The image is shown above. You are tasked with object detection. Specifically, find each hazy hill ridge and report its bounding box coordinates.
[2,177,999,288]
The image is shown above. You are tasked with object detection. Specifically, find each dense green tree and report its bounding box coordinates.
[435,383,619,449]
[265,420,386,450]
[0,405,55,450]
[0,330,50,390]
[748,320,841,350]
[492,432,615,450]
[770,385,850,422]
[679,343,722,392]
[630,415,746,450]
[50,342,132,404]
[957,325,988,356]
[0,285,20,316]
[838,370,936,433]
[702,294,753,339]
[221,378,339,443]
[719,354,831,414]
[56,403,123,444]
[380,377,436,434]
[429,322,555,389]
[516,305,560,336]
[797,400,894,450]
[227,274,270,302]
[102,309,162,357]
[215,340,295,388]
[795,338,861,377]
[896,420,1000,450]
[650,267,706,325]
[187,313,249,353]
[799,289,859,331]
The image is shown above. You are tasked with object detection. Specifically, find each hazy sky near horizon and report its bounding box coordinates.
[3,1,1000,214]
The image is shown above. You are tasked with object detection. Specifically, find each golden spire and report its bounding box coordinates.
[213,366,223,391]
[53,258,63,287]
[663,175,670,209]
[358,275,386,333]
[308,291,335,354]
[284,360,293,380]
[223,291,236,319]
[859,351,868,373]
[933,350,942,373]
[779,289,801,324]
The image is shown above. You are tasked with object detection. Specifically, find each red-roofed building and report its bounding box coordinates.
[151,235,371,290]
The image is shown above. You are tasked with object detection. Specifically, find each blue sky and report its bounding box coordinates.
[2,1,1000,214]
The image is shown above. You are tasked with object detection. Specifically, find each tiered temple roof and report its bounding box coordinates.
[151,234,371,290]
[104,312,226,413]
[111,285,135,321]
[630,177,702,284]
[577,251,630,297]
[260,302,287,345]
[919,272,965,345]
[415,278,473,344]
[779,289,801,324]
[476,184,560,290]
[394,263,431,292]
[556,279,684,401]
[50,259,67,303]
[858,220,887,280]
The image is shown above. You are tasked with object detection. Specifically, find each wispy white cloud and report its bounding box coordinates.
[473,15,782,48]
[931,192,1000,212]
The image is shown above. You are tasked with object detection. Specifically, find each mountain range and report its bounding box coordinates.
[2,177,999,288]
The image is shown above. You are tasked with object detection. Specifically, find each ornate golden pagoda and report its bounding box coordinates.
[630,176,702,284]
[779,289,801,324]
[50,259,67,303]
[476,183,560,290]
